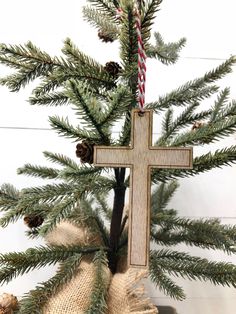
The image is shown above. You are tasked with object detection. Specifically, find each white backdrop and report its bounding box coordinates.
[0,1,235,313]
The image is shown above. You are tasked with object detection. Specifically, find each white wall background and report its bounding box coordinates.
[0,1,235,313]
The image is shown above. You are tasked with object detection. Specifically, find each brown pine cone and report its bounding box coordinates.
[76,140,94,164]
[24,215,44,229]
[192,121,213,143]
[0,293,19,313]
[104,61,122,78]
[98,30,114,43]
[191,121,205,131]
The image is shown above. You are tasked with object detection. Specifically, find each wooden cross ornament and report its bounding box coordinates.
[93,109,193,269]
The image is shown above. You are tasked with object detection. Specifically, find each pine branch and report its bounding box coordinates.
[147,85,219,113]
[152,230,236,254]
[31,59,116,99]
[0,184,19,212]
[120,1,138,82]
[146,56,236,113]
[219,99,236,119]
[22,183,79,203]
[171,115,236,147]
[147,32,186,64]
[0,42,58,91]
[17,164,60,180]
[202,56,236,83]
[85,250,110,314]
[0,63,53,92]
[79,199,110,247]
[29,91,69,106]
[59,166,102,182]
[49,115,102,142]
[149,254,186,300]
[151,180,179,213]
[157,102,212,145]
[0,183,80,227]
[43,151,79,169]
[63,38,108,73]
[117,111,132,146]
[65,80,110,143]
[39,197,77,236]
[0,42,54,64]
[151,249,236,287]
[209,88,236,123]
[152,146,236,182]
[0,245,99,269]
[141,1,163,44]
[161,108,173,134]
[61,39,117,91]
[87,0,116,18]
[18,254,82,314]
[94,192,112,221]
[0,184,77,227]
[0,175,112,228]
[151,213,236,254]
[0,55,30,70]
[83,6,119,40]
[98,86,132,129]
[0,245,102,287]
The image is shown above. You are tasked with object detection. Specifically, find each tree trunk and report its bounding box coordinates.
[108,168,126,273]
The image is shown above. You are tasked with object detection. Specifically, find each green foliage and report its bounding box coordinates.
[157,102,211,146]
[152,146,236,183]
[147,56,236,113]
[83,6,119,40]
[17,164,60,180]
[149,258,186,300]
[29,91,69,106]
[0,41,56,91]
[86,0,117,18]
[85,250,110,314]
[49,115,102,142]
[147,32,186,64]
[152,213,236,254]
[0,245,101,285]
[43,151,79,169]
[151,249,236,286]
[141,0,163,44]
[18,254,82,314]
[151,180,179,213]
[0,184,19,211]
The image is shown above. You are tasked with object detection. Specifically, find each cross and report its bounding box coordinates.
[93,109,193,268]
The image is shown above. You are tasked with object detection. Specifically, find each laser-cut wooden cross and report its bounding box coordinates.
[93,109,193,269]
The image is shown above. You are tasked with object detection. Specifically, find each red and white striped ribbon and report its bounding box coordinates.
[135,6,147,112]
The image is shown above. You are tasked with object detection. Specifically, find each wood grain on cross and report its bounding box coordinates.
[93,109,193,268]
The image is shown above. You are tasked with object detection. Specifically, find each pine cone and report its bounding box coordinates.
[104,61,122,78]
[24,215,44,228]
[191,121,205,131]
[192,121,213,144]
[0,293,19,313]
[76,140,94,164]
[98,30,114,43]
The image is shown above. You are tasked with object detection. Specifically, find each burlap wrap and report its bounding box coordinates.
[43,221,158,314]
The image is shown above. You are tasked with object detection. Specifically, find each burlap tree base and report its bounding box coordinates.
[43,222,158,314]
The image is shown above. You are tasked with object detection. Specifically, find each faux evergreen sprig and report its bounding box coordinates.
[85,250,110,314]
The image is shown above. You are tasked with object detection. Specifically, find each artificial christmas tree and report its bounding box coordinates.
[0,0,236,313]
